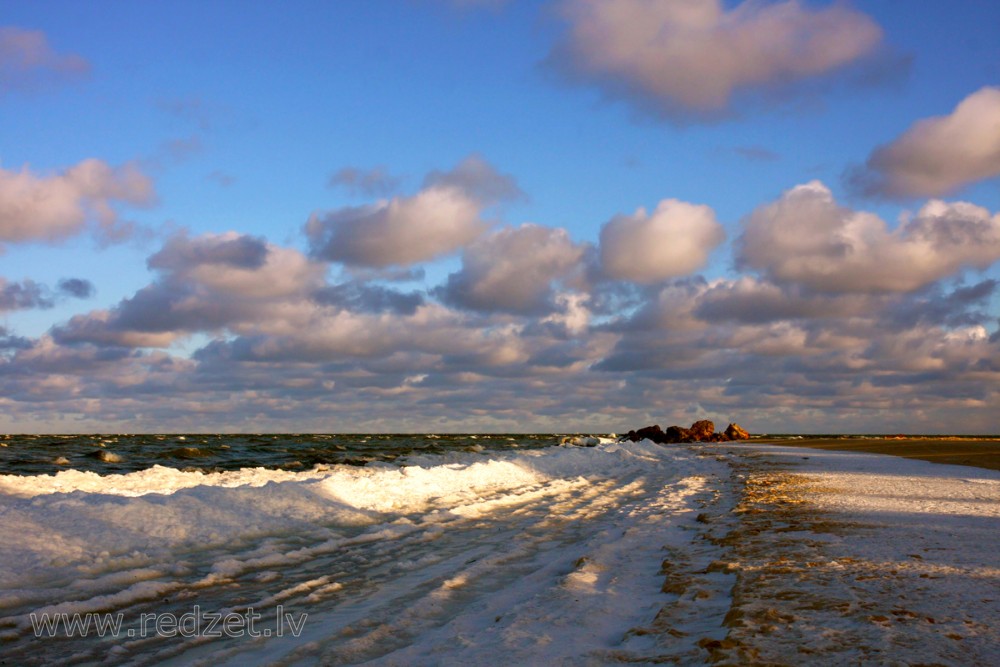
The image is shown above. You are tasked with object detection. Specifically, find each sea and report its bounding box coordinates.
[0,431,912,477]
[0,433,573,476]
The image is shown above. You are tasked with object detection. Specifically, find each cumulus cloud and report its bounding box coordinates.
[880,280,999,331]
[306,156,518,268]
[147,232,270,271]
[691,274,999,333]
[594,272,1000,421]
[148,232,321,299]
[599,199,725,284]
[0,26,89,94]
[0,278,53,311]
[8,239,1000,432]
[609,278,708,333]
[737,181,1000,293]
[57,278,95,299]
[694,277,868,324]
[0,276,95,313]
[6,181,1000,432]
[305,189,484,268]
[850,86,1000,198]
[441,224,587,314]
[422,155,524,205]
[313,282,425,315]
[550,0,883,118]
[0,326,32,351]
[0,159,154,246]
[190,301,531,371]
[54,232,326,347]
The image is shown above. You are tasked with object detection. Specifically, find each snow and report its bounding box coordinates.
[0,439,996,665]
[713,444,1000,665]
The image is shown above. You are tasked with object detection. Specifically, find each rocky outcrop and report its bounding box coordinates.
[621,420,750,444]
[663,425,691,443]
[631,425,666,442]
[689,420,714,441]
[724,423,750,441]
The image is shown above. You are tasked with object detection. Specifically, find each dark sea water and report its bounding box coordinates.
[4,432,990,477]
[0,433,581,476]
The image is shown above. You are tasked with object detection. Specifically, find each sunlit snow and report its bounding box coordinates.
[0,440,996,665]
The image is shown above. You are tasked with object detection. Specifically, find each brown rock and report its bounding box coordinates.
[689,420,715,441]
[623,424,666,443]
[724,423,750,440]
[622,420,749,445]
[663,425,691,443]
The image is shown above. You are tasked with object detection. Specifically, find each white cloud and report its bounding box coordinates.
[540,292,592,337]
[0,159,154,245]
[694,276,871,324]
[7,227,1000,432]
[306,156,518,268]
[5,169,1000,433]
[182,254,320,305]
[552,0,882,116]
[852,86,1000,198]
[422,154,523,205]
[599,199,724,283]
[738,181,1000,293]
[0,278,51,311]
[442,224,587,314]
[0,277,93,312]
[306,187,485,268]
[53,233,327,347]
[149,232,322,299]
[0,26,89,94]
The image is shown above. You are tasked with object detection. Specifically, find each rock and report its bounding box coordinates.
[689,420,714,441]
[663,425,692,443]
[622,424,665,443]
[622,420,751,444]
[724,423,750,440]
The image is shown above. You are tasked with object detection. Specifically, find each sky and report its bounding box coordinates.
[2,0,1000,434]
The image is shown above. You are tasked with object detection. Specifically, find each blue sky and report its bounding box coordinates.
[2,0,1000,433]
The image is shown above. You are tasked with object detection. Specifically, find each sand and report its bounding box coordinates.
[761,437,1000,471]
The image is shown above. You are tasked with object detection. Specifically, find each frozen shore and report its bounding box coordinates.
[695,444,1000,664]
[0,440,996,665]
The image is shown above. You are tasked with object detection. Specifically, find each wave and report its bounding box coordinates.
[0,437,728,665]
[0,438,667,591]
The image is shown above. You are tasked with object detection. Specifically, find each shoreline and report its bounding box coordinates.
[754,437,1000,471]
[707,443,1000,663]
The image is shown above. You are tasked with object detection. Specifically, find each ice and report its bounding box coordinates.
[0,439,996,665]
[705,444,1000,665]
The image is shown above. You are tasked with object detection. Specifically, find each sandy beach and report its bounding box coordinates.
[765,438,1000,471]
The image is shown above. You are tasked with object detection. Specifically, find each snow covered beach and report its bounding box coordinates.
[0,439,997,665]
